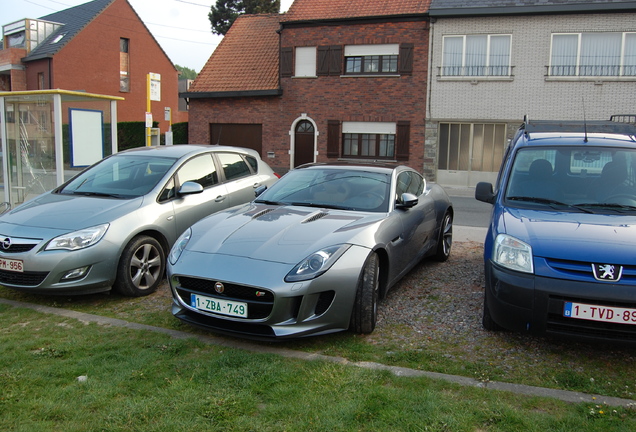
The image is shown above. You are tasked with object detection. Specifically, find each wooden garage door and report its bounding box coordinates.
[209,123,262,155]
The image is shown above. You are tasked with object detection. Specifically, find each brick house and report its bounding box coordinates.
[185,0,431,176]
[428,0,636,186]
[0,0,184,131]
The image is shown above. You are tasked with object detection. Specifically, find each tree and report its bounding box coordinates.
[209,0,280,36]
[175,64,197,80]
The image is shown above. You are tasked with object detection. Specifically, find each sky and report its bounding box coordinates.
[5,0,295,72]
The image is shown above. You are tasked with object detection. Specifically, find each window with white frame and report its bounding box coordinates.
[441,34,511,77]
[342,122,396,159]
[550,32,636,77]
[295,46,317,77]
[344,44,399,75]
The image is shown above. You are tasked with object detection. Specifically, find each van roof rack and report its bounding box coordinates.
[521,115,636,135]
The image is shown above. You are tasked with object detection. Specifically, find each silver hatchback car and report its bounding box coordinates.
[0,145,279,296]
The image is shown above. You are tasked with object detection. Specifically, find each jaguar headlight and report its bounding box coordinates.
[169,228,192,265]
[285,244,351,282]
[493,234,533,273]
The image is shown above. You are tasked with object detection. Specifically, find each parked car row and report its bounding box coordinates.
[0,146,454,339]
[4,116,635,344]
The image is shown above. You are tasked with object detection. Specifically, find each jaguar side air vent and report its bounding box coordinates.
[303,212,328,223]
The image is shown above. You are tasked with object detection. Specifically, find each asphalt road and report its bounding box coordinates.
[447,192,492,228]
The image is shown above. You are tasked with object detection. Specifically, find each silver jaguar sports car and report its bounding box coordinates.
[167,163,453,339]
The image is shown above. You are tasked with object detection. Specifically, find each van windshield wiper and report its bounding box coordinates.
[507,196,593,213]
[574,202,636,213]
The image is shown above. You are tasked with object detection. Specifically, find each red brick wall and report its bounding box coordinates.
[24,0,181,132]
[0,48,27,90]
[189,19,430,174]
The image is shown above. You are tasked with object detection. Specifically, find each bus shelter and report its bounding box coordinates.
[0,90,122,210]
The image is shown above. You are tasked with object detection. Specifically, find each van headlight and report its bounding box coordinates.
[493,234,533,273]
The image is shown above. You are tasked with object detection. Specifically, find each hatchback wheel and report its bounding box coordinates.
[350,252,380,334]
[114,235,165,297]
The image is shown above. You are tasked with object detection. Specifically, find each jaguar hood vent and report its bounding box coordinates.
[252,208,276,219]
[302,211,329,223]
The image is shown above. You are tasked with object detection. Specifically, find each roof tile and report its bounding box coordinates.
[282,0,430,22]
[190,14,280,93]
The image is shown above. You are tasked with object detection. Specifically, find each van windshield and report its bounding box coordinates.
[505,146,636,212]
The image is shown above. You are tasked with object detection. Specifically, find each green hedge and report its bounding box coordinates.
[171,122,188,144]
[117,121,159,150]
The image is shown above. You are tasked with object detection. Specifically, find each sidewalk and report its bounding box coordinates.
[455,225,487,243]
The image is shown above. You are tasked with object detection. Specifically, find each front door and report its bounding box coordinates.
[293,120,315,167]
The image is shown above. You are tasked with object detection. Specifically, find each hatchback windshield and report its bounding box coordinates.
[505,146,636,212]
[60,155,177,198]
[256,168,391,212]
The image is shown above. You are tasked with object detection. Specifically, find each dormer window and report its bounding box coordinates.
[7,31,26,48]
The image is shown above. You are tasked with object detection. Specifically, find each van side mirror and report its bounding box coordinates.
[475,182,495,204]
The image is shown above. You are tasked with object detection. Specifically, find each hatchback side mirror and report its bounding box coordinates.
[475,182,495,204]
[179,181,204,196]
[254,185,267,197]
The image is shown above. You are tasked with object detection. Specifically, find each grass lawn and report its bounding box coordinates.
[2,303,636,431]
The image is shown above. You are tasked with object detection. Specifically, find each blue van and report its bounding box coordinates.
[476,116,636,343]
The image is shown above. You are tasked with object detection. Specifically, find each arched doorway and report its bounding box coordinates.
[293,120,315,167]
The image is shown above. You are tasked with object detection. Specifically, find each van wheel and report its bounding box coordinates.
[114,235,165,297]
[482,294,503,331]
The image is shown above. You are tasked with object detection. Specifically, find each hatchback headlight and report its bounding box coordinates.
[285,244,351,282]
[493,234,533,273]
[46,224,109,251]
[169,228,192,265]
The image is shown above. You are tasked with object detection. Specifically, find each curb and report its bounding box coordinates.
[1,297,634,408]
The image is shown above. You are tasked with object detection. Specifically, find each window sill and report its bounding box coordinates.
[292,75,318,79]
[545,76,636,83]
[436,76,514,83]
[340,74,401,78]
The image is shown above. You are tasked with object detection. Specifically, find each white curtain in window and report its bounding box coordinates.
[295,46,317,77]
[624,33,636,76]
[581,33,621,76]
[442,36,463,76]
[466,35,487,76]
[489,35,510,76]
[551,34,578,76]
